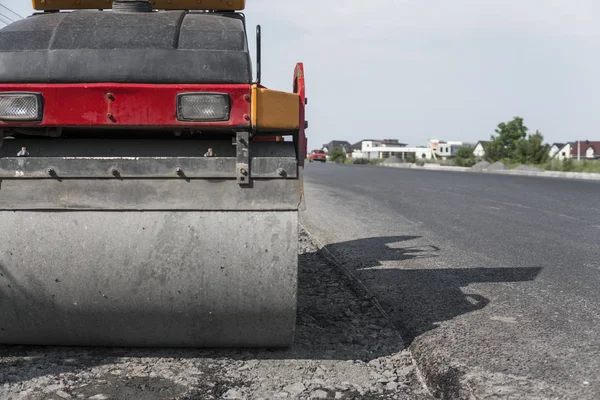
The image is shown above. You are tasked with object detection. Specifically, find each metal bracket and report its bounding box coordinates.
[236,132,250,185]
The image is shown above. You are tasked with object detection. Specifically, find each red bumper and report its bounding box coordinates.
[0,83,251,129]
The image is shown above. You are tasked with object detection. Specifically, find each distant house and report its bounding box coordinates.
[352,139,407,149]
[554,143,573,160]
[432,140,466,158]
[549,143,565,158]
[358,144,433,161]
[428,140,440,153]
[322,141,352,154]
[436,141,451,158]
[380,139,405,146]
[473,141,489,158]
[352,139,379,152]
[351,140,379,159]
[571,141,600,159]
[351,139,408,159]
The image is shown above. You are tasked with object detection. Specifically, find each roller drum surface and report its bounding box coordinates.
[0,211,298,347]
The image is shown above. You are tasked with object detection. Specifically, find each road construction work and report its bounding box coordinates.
[0,0,307,348]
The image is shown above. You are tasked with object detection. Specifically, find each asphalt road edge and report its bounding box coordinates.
[299,223,443,399]
[380,162,600,181]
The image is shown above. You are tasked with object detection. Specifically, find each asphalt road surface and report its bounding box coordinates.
[300,163,600,400]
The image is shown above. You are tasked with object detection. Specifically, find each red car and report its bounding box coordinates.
[309,149,327,163]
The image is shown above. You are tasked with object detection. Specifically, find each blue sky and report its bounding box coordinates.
[1,0,599,148]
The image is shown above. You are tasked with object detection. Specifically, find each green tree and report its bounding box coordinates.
[329,147,347,163]
[515,131,550,165]
[485,117,528,161]
[562,158,573,172]
[455,145,476,167]
[456,146,474,160]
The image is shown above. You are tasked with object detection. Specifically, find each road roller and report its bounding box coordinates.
[0,0,307,348]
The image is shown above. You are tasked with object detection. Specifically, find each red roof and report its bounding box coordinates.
[570,141,600,158]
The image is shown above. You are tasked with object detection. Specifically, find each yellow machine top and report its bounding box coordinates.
[32,0,245,11]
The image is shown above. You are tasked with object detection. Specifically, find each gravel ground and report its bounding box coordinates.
[513,164,543,172]
[487,161,507,171]
[470,161,490,171]
[0,231,431,400]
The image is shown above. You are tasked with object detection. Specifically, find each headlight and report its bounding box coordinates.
[177,93,230,122]
[0,93,43,121]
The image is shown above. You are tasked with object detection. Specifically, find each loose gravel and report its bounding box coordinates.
[0,231,431,400]
[471,161,491,171]
[513,164,543,172]
[487,161,507,171]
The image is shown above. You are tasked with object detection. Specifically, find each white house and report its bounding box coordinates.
[362,145,433,160]
[587,146,595,158]
[360,140,381,152]
[351,140,382,159]
[549,143,565,158]
[473,141,489,158]
[351,139,409,159]
[429,140,464,158]
[554,143,572,160]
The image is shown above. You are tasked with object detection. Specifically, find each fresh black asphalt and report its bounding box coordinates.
[300,163,600,399]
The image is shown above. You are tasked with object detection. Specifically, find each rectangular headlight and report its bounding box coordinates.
[0,93,43,121]
[177,93,230,122]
